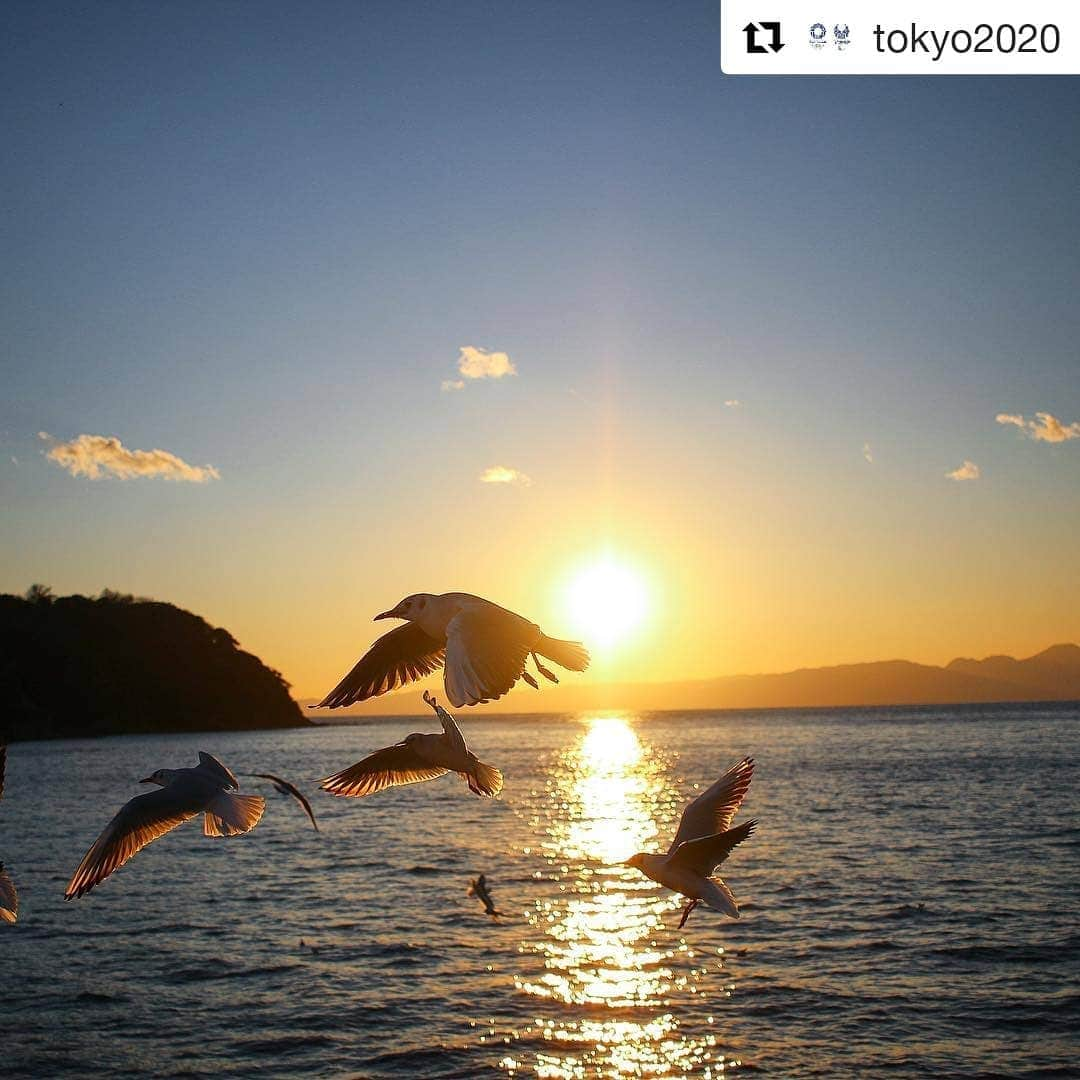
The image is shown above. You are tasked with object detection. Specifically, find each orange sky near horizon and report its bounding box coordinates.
[202,470,1080,701]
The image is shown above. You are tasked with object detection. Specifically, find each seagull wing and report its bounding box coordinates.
[667,819,756,878]
[197,751,239,789]
[315,624,446,708]
[432,701,469,755]
[0,866,16,923]
[249,772,319,831]
[65,786,204,900]
[668,757,754,852]
[320,743,449,797]
[443,606,541,707]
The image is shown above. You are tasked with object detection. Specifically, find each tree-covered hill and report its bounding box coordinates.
[0,586,307,741]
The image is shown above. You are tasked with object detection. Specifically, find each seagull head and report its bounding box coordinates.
[374,594,433,622]
[139,768,170,786]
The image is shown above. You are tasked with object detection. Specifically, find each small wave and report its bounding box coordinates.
[167,961,298,983]
[883,903,930,918]
[932,940,1079,965]
[236,1034,337,1054]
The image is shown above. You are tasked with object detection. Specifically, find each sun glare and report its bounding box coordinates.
[565,558,649,649]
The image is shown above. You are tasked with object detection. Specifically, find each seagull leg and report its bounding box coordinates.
[531,653,560,684]
[677,899,700,930]
[521,670,540,690]
[423,690,438,712]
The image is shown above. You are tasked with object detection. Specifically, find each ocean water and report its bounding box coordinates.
[1,703,1077,1078]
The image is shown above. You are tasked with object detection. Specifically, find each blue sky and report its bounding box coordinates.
[2,3,1078,693]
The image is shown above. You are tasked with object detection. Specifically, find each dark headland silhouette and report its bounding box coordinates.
[1,586,306,742]
[308,643,1080,716]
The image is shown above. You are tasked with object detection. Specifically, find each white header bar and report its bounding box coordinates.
[720,1,1080,74]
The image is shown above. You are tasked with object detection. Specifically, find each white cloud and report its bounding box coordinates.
[862,442,873,464]
[724,399,741,408]
[457,346,516,380]
[480,465,531,486]
[441,379,465,392]
[41,433,220,483]
[996,411,1080,443]
[946,460,980,481]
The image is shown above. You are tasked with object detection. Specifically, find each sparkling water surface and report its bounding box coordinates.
[1,704,1077,1078]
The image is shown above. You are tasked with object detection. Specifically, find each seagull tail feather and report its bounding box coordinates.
[203,793,266,837]
[536,634,590,672]
[465,758,503,798]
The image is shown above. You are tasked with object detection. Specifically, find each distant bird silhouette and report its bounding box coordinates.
[244,772,319,831]
[314,592,589,708]
[66,752,265,900]
[320,691,503,798]
[468,873,504,918]
[0,745,16,923]
[623,757,756,928]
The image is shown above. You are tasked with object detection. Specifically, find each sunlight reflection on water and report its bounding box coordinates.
[505,716,736,1078]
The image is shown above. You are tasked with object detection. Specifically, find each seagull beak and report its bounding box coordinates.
[138,776,154,784]
[374,606,401,621]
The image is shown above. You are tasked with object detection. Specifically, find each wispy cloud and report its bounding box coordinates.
[40,433,220,482]
[479,465,531,486]
[862,442,874,464]
[441,379,465,392]
[457,346,516,381]
[946,460,980,481]
[724,399,741,408]
[996,411,1080,443]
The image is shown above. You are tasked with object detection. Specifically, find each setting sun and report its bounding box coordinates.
[565,558,650,649]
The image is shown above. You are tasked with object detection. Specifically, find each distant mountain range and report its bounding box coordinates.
[305,643,1080,717]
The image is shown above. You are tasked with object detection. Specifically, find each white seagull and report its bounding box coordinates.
[0,745,16,923]
[320,691,503,798]
[314,592,589,709]
[624,756,756,928]
[65,752,266,900]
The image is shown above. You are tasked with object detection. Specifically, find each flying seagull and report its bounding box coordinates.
[65,752,266,900]
[468,873,505,918]
[623,757,756,928]
[314,592,589,709]
[244,772,319,831]
[320,691,503,798]
[0,745,16,923]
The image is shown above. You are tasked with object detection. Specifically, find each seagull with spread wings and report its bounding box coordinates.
[320,691,503,799]
[65,752,265,900]
[244,772,319,831]
[0,745,16,923]
[624,756,756,928]
[313,592,589,709]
